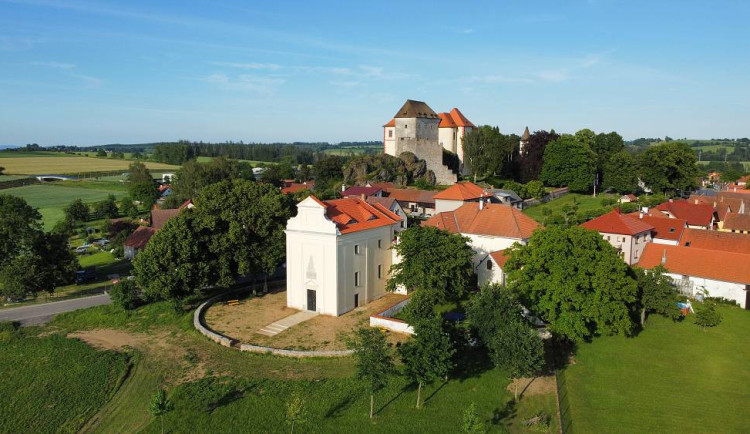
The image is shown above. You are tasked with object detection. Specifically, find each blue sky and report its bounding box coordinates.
[0,0,748,146]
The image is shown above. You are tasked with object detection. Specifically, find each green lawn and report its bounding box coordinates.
[3,182,126,229]
[559,305,750,433]
[523,193,614,222]
[0,331,130,433]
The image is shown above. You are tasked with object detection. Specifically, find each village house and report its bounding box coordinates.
[123,200,193,259]
[382,187,437,217]
[476,250,510,287]
[639,244,750,309]
[626,212,686,246]
[720,212,750,234]
[581,209,653,265]
[619,194,637,203]
[680,228,750,253]
[433,181,492,213]
[281,181,314,195]
[341,185,383,198]
[423,201,539,268]
[488,189,524,209]
[366,196,407,230]
[285,195,403,316]
[654,199,716,230]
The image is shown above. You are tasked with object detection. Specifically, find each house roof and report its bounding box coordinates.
[179,199,194,210]
[433,181,491,201]
[384,188,436,205]
[490,250,510,267]
[521,126,530,141]
[123,226,157,250]
[638,244,750,285]
[490,189,523,203]
[624,194,637,201]
[580,209,654,236]
[317,196,401,234]
[365,196,397,210]
[383,118,395,128]
[722,212,750,232]
[393,99,439,119]
[450,108,475,127]
[158,185,172,193]
[281,183,313,195]
[367,181,396,190]
[150,209,181,230]
[625,213,686,241]
[680,228,750,253]
[654,200,715,226]
[341,186,382,198]
[424,202,540,239]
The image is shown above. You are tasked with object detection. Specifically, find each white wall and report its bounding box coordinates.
[665,272,748,309]
[476,256,505,287]
[598,230,651,265]
[653,238,679,246]
[435,198,465,213]
[439,127,456,154]
[465,234,522,263]
[384,127,396,156]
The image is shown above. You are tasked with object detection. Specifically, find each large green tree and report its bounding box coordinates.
[638,141,699,195]
[126,162,157,208]
[387,226,474,302]
[518,130,559,183]
[603,150,639,193]
[0,195,42,264]
[347,327,395,419]
[634,265,681,327]
[466,284,544,400]
[591,132,624,181]
[505,226,638,342]
[399,315,455,408]
[463,126,518,178]
[64,198,90,222]
[166,157,241,207]
[540,135,596,193]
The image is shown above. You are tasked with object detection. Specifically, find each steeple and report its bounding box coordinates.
[521,126,530,141]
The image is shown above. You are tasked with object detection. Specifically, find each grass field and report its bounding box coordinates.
[0,331,130,433]
[698,160,750,171]
[559,305,750,433]
[3,183,127,229]
[323,146,381,156]
[523,193,614,222]
[0,153,178,175]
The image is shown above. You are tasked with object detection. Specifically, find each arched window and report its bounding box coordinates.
[486,260,493,270]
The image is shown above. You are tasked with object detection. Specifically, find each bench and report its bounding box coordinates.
[226,299,240,306]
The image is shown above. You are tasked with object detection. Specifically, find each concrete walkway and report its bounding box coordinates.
[257,310,318,337]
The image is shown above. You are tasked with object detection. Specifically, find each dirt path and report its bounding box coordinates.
[507,375,556,397]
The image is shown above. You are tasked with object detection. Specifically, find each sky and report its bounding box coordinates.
[0,0,749,146]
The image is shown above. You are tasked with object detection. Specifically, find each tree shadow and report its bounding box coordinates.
[546,336,578,373]
[375,387,407,416]
[325,392,356,419]
[423,381,448,405]
[518,377,536,400]
[491,399,517,426]
[451,347,494,381]
[207,390,245,413]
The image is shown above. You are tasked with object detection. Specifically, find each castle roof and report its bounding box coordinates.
[393,99,439,119]
[438,108,475,128]
[521,126,531,141]
[383,118,395,127]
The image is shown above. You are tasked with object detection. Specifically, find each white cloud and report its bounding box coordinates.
[211,62,282,70]
[32,61,76,69]
[205,73,284,94]
[469,74,534,84]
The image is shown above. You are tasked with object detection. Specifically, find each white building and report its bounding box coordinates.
[476,250,509,287]
[437,108,476,173]
[285,196,403,316]
[581,209,654,265]
[639,244,750,309]
[433,181,493,213]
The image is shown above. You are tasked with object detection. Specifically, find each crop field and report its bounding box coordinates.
[0,331,130,433]
[0,153,178,175]
[3,183,127,229]
[323,145,382,156]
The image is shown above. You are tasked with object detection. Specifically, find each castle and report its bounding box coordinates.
[383,100,475,185]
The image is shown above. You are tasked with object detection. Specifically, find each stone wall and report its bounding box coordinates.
[393,117,457,185]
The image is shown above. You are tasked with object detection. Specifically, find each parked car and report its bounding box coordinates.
[94,239,110,247]
[75,245,90,254]
[75,268,97,284]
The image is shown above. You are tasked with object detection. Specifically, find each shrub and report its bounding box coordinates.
[695,302,722,329]
[600,197,617,206]
[109,280,141,310]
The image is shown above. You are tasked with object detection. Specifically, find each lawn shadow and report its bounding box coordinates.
[207,389,246,413]
[375,387,407,416]
[325,392,357,419]
[452,347,493,382]
[546,336,578,373]
[422,381,448,405]
[491,399,517,427]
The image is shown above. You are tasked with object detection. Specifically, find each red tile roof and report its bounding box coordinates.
[150,209,181,230]
[632,214,686,241]
[654,200,715,226]
[581,209,654,236]
[638,244,750,285]
[281,183,313,195]
[124,226,157,250]
[490,250,510,267]
[424,203,540,239]
[680,228,750,253]
[438,112,457,128]
[433,181,490,201]
[178,199,194,210]
[341,186,382,198]
[384,188,436,205]
[365,196,397,210]
[437,108,475,128]
[722,212,750,232]
[383,118,395,127]
[317,196,401,234]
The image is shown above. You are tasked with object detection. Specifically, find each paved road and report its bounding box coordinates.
[0,294,111,326]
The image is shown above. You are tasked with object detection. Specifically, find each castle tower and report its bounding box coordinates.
[519,126,530,154]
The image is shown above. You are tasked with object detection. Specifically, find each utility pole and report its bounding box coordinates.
[593,173,598,197]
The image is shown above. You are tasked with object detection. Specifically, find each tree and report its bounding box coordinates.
[518,130,559,183]
[133,213,211,303]
[167,157,241,207]
[387,226,474,303]
[96,149,107,157]
[466,284,544,400]
[0,232,77,299]
[260,162,295,187]
[591,132,624,183]
[505,226,637,342]
[0,195,42,266]
[540,135,596,193]
[695,301,722,329]
[347,327,395,419]
[462,403,486,434]
[0,166,4,175]
[127,162,157,208]
[285,390,308,434]
[127,161,154,185]
[65,199,90,222]
[574,128,596,148]
[313,155,345,186]
[95,195,119,219]
[603,150,639,193]
[638,141,699,195]
[463,126,517,178]
[399,315,455,408]
[110,280,141,310]
[635,266,681,326]
[149,389,173,434]
[120,197,139,218]
[720,167,743,183]
[524,180,546,200]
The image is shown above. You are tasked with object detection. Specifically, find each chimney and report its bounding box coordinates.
[639,210,644,219]
[341,184,346,192]
[661,249,667,265]
[694,199,699,205]
[360,193,366,201]
[669,199,674,203]
[479,198,484,210]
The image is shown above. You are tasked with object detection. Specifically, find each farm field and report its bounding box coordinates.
[0,153,178,175]
[323,145,381,156]
[523,193,615,222]
[3,183,127,229]
[698,160,750,171]
[0,331,130,433]
[559,305,750,433]
[194,156,273,166]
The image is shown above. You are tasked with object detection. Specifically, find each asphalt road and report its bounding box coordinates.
[0,293,111,326]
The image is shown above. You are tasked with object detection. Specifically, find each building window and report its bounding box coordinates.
[378,265,382,279]
[354,244,360,255]
[388,130,393,138]
[486,260,492,270]
[355,272,360,286]
[378,239,382,249]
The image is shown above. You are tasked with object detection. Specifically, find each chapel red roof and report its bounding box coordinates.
[638,244,750,285]
[317,196,401,234]
[433,181,490,201]
[580,209,654,236]
[424,202,539,239]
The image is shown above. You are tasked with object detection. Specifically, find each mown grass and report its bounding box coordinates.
[0,153,178,175]
[523,193,614,223]
[560,305,750,433]
[0,330,130,433]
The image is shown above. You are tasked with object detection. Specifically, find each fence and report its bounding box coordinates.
[555,369,573,434]
[369,297,414,334]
